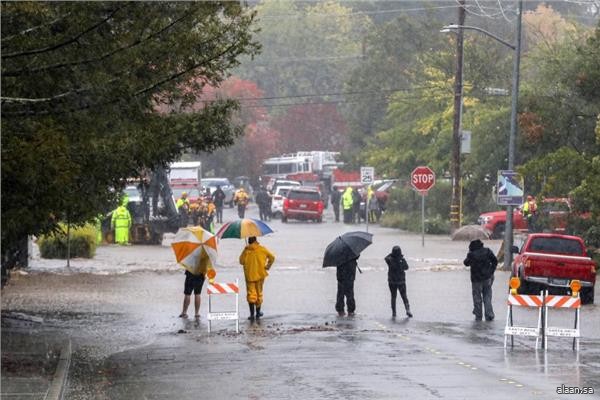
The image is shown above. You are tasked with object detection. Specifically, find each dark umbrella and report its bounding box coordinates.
[322,231,373,267]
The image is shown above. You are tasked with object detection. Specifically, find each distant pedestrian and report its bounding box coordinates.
[336,256,359,316]
[239,236,275,321]
[352,188,361,223]
[342,187,354,224]
[522,195,538,232]
[255,187,271,221]
[233,188,249,219]
[330,187,341,222]
[179,270,205,319]
[367,186,379,223]
[212,185,226,224]
[385,246,412,318]
[463,239,498,321]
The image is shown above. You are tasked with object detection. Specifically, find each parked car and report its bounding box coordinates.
[282,187,324,223]
[267,179,301,193]
[478,198,573,239]
[511,233,596,304]
[201,178,235,207]
[270,185,293,219]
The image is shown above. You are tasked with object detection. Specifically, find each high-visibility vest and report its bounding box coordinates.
[176,197,189,210]
[342,189,354,210]
[111,206,131,229]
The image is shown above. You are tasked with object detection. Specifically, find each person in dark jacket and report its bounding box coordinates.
[255,187,271,221]
[330,188,341,222]
[335,256,359,316]
[463,239,498,321]
[212,186,226,224]
[352,188,362,223]
[385,246,412,318]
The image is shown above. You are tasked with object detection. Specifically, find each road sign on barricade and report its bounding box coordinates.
[206,280,239,334]
[543,292,581,351]
[504,293,544,349]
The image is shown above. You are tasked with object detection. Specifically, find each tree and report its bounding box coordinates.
[1,2,259,271]
[191,76,282,179]
[271,104,349,153]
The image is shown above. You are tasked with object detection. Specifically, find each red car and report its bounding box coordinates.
[511,233,596,304]
[282,187,324,223]
[478,198,571,239]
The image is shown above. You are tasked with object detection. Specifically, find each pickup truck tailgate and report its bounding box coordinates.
[523,252,596,282]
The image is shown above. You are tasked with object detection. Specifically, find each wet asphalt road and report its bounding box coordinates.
[2,205,599,399]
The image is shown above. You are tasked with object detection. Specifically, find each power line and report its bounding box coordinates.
[200,85,455,104]
[258,5,462,19]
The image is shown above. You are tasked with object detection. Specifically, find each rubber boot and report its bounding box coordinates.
[405,303,413,318]
[248,304,255,321]
[256,306,263,319]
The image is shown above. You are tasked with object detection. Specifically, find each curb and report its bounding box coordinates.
[44,339,71,400]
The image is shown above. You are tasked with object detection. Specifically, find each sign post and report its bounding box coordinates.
[361,167,375,233]
[411,166,436,247]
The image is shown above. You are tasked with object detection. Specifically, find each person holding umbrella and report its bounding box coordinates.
[323,231,372,317]
[239,236,275,321]
[171,226,218,320]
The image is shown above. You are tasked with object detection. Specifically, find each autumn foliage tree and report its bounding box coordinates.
[272,104,349,153]
[194,77,282,179]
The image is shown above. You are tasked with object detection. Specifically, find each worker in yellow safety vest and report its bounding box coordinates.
[342,187,354,224]
[111,200,132,245]
[522,195,538,232]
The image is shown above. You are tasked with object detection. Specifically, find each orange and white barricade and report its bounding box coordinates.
[504,293,544,349]
[206,280,239,333]
[543,292,581,351]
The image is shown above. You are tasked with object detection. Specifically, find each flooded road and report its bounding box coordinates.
[2,205,599,399]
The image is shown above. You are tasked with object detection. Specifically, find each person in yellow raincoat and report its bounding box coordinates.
[111,199,131,245]
[239,236,275,321]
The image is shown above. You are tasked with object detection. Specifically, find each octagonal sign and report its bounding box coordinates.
[411,166,436,193]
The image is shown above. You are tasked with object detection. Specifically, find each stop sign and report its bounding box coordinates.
[411,166,436,192]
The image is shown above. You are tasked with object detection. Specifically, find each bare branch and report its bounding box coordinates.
[1,89,80,103]
[1,13,72,43]
[1,5,126,59]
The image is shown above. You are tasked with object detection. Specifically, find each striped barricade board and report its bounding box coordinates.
[507,294,543,307]
[207,280,240,333]
[207,282,239,295]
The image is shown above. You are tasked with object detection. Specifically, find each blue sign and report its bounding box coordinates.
[497,170,524,206]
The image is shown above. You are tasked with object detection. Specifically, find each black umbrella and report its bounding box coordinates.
[322,231,373,267]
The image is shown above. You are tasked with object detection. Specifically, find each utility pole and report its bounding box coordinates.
[503,0,523,270]
[450,0,466,232]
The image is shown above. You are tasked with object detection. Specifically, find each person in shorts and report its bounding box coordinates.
[180,270,205,319]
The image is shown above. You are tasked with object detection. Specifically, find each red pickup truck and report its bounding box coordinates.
[478,198,571,239]
[511,233,597,304]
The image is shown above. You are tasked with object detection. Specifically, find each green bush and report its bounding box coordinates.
[38,224,97,259]
[386,181,452,219]
[380,212,450,234]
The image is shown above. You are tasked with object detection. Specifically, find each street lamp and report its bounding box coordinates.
[442,0,523,269]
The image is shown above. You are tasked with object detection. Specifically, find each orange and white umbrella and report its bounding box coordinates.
[171,226,218,275]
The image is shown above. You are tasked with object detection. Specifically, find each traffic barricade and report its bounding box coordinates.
[543,290,581,351]
[504,292,544,349]
[206,280,239,334]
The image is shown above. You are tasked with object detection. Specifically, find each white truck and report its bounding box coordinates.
[168,161,202,185]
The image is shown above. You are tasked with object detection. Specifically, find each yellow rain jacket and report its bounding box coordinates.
[342,187,354,210]
[239,242,275,282]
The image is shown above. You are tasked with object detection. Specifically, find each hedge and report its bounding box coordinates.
[38,224,97,259]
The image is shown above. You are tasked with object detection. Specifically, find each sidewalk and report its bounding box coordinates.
[1,314,70,400]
